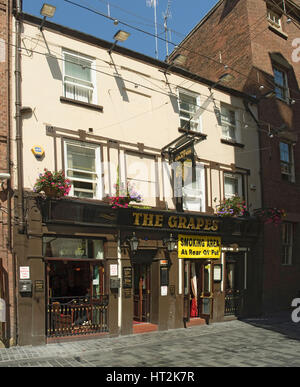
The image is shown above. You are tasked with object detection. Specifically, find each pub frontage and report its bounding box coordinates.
[14,195,262,346]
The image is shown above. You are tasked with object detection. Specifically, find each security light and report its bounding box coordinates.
[163,53,187,74]
[40,3,56,18]
[108,30,130,54]
[40,3,56,31]
[113,30,130,42]
[172,54,187,66]
[209,73,235,92]
[261,90,276,99]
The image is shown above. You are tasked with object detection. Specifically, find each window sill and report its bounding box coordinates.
[178,127,207,140]
[268,25,288,40]
[60,96,104,112]
[220,138,245,148]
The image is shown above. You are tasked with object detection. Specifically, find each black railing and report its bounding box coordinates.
[47,295,109,337]
[224,290,243,316]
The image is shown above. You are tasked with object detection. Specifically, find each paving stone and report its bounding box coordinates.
[0,312,299,367]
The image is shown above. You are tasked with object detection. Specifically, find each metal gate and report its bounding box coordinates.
[0,258,9,347]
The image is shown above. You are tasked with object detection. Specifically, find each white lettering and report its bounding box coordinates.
[291,298,300,323]
[292,38,300,63]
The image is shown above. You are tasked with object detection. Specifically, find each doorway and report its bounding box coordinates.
[184,260,213,323]
[224,253,245,316]
[133,264,151,322]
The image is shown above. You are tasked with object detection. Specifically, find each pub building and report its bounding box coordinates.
[9,11,263,346]
[16,164,261,345]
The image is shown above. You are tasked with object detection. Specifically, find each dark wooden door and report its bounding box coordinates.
[133,264,151,322]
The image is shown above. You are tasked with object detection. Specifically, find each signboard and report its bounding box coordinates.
[110,264,118,277]
[130,211,220,232]
[123,267,132,289]
[178,234,221,259]
[20,266,30,279]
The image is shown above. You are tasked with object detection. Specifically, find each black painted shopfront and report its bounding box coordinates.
[15,196,262,345]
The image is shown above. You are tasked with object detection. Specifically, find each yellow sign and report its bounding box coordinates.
[178,234,221,259]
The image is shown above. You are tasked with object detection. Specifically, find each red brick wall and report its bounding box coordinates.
[0,0,14,345]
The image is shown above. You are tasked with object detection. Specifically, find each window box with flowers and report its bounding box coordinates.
[253,208,286,225]
[33,169,71,198]
[216,196,248,218]
[109,181,142,208]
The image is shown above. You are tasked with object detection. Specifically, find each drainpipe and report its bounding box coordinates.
[15,0,25,233]
[243,99,264,205]
[117,230,122,333]
[243,99,264,315]
[6,0,12,251]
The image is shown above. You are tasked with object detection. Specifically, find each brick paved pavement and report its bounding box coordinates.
[0,312,299,367]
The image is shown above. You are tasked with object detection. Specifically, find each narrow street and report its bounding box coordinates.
[0,312,299,368]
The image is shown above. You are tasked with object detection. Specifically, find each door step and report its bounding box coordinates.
[186,318,206,327]
[133,322,158,334]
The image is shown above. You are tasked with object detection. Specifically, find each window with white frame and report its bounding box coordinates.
[280,141,294,182]
[281,222,294,265]
[267,8,282,30]
[273,66,289,101]
[224,172,243,199]
[64,140,102,199]
[182,161,206,212]
[221,104,237,141]
[63,50,96,104]
[178,90,201,132]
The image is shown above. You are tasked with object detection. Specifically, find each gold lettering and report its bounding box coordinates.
[132,212,143,226]
[142,213,154,227]
[211,220,220,231]
[196,217,205,230]
[178,216,188,229]
[186,217,196,230]
[154,214,164,227]
[204,219,212,231]
[168,216,178,228]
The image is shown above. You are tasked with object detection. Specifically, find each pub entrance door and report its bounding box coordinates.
[133,264,151,322]
[184,260,213,323]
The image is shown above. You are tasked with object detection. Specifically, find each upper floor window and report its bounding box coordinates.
[224,172,243,199]
[64,140,102,199]
[281,222,294,265]
[273,66,289,101]
[221,105,237,141]
[178,90,201,132]
[267,8,282,30]
[280,141,294,182]
[63,50,96,104]
[182,161,206,212]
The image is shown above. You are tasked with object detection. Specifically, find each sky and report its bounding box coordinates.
[22,0,220,61]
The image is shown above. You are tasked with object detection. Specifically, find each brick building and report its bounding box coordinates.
[0,0,14,347]
[170,0,300,312]
[0,1,265,346]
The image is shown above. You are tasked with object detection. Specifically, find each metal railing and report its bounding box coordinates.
[47,295,109,337]
[224,290,243,316]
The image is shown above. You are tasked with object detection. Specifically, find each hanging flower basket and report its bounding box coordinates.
[254,208,286,225]
[33,169,71,199]
[216,196,248,218]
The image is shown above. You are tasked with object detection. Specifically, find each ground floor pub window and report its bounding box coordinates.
[44,237,108,337]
